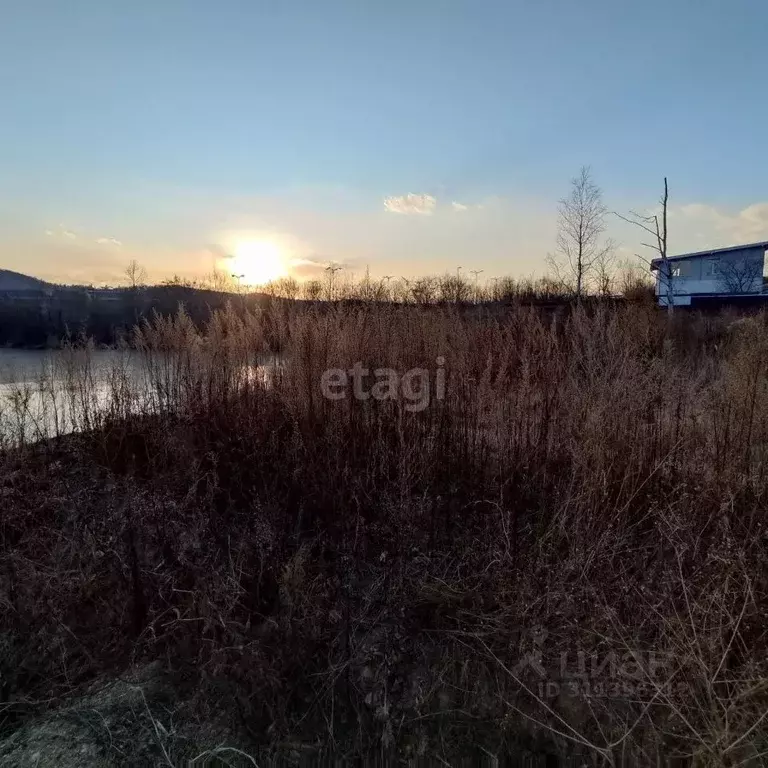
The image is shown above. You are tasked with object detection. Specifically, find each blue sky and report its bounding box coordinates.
[1,0,767,284]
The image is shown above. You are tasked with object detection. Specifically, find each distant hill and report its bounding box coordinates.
[0,269,54,292]
[0,273,281,348]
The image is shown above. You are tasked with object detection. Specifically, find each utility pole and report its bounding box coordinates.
[382,275,394,303]
[454,267,464,303]
[470,269,484,302]
[400,277,413,304]
[325,262,342,301]
[231,273,246,311]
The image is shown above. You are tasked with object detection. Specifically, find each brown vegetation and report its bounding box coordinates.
[1,299,767,765]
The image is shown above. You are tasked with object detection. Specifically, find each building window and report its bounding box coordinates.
[705,259,720,278]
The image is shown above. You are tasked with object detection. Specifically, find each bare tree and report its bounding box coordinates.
[303,279,323,301]
[617,258,655,301]
[499,277,519,302]
[410,276,438,304]
[548,167,613,299]
[616,178,671,312]
[124,259,147,289]
[717,258,764,294]
[594,246,618,296]
[392,278,411,304]
[379,275,394,302]
[357,267,377,301]
[274,275,299,300]
[438,274,470,303]
[205,267,234,292]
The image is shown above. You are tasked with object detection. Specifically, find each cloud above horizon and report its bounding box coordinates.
[46,227,78,240]
[23,185,768,289]
[46,227,123,248]
[671,202,768,249]
[384,193,437,215]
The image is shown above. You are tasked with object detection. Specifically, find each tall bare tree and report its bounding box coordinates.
[548,166,613,299]
[616,178,672,312]
[124,259,147,289]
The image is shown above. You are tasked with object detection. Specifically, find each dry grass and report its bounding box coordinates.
[1,299,767,765]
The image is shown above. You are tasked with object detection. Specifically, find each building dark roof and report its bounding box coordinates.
[650,241,768,271]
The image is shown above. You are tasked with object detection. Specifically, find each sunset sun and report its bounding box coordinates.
[228,240,287,285]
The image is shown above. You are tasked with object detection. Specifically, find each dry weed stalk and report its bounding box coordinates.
[0,302,766,763]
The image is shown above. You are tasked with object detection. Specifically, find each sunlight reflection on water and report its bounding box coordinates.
[0,349,280,444]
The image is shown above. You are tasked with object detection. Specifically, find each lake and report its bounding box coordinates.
[0,348,142,443]
[0,349,135,385]
[0,348,281,444]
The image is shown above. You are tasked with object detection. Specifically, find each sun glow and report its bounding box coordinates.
[228,240,287,285]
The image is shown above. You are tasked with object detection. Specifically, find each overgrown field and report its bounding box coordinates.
[1,300,767,766]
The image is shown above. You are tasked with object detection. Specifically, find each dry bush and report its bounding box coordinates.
[1,301,767,764]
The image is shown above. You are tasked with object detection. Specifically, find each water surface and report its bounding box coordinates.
[0,348,278,444]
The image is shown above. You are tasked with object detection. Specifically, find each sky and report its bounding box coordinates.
[1,0,768,285]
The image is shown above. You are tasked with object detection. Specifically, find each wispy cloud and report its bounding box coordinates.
[289,256,360,278]
[45,226,123,248]
[384,193,436,215]
[290,257,327,278]
[452,200,486,212]
[46,227,78,240]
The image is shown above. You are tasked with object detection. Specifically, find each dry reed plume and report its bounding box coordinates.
[1,299,766,765]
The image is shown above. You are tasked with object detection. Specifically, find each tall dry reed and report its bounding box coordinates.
[1,300,766,764]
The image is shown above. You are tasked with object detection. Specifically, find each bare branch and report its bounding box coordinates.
[613,211,661,240]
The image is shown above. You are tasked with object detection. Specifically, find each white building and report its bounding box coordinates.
[651,241,768,307]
